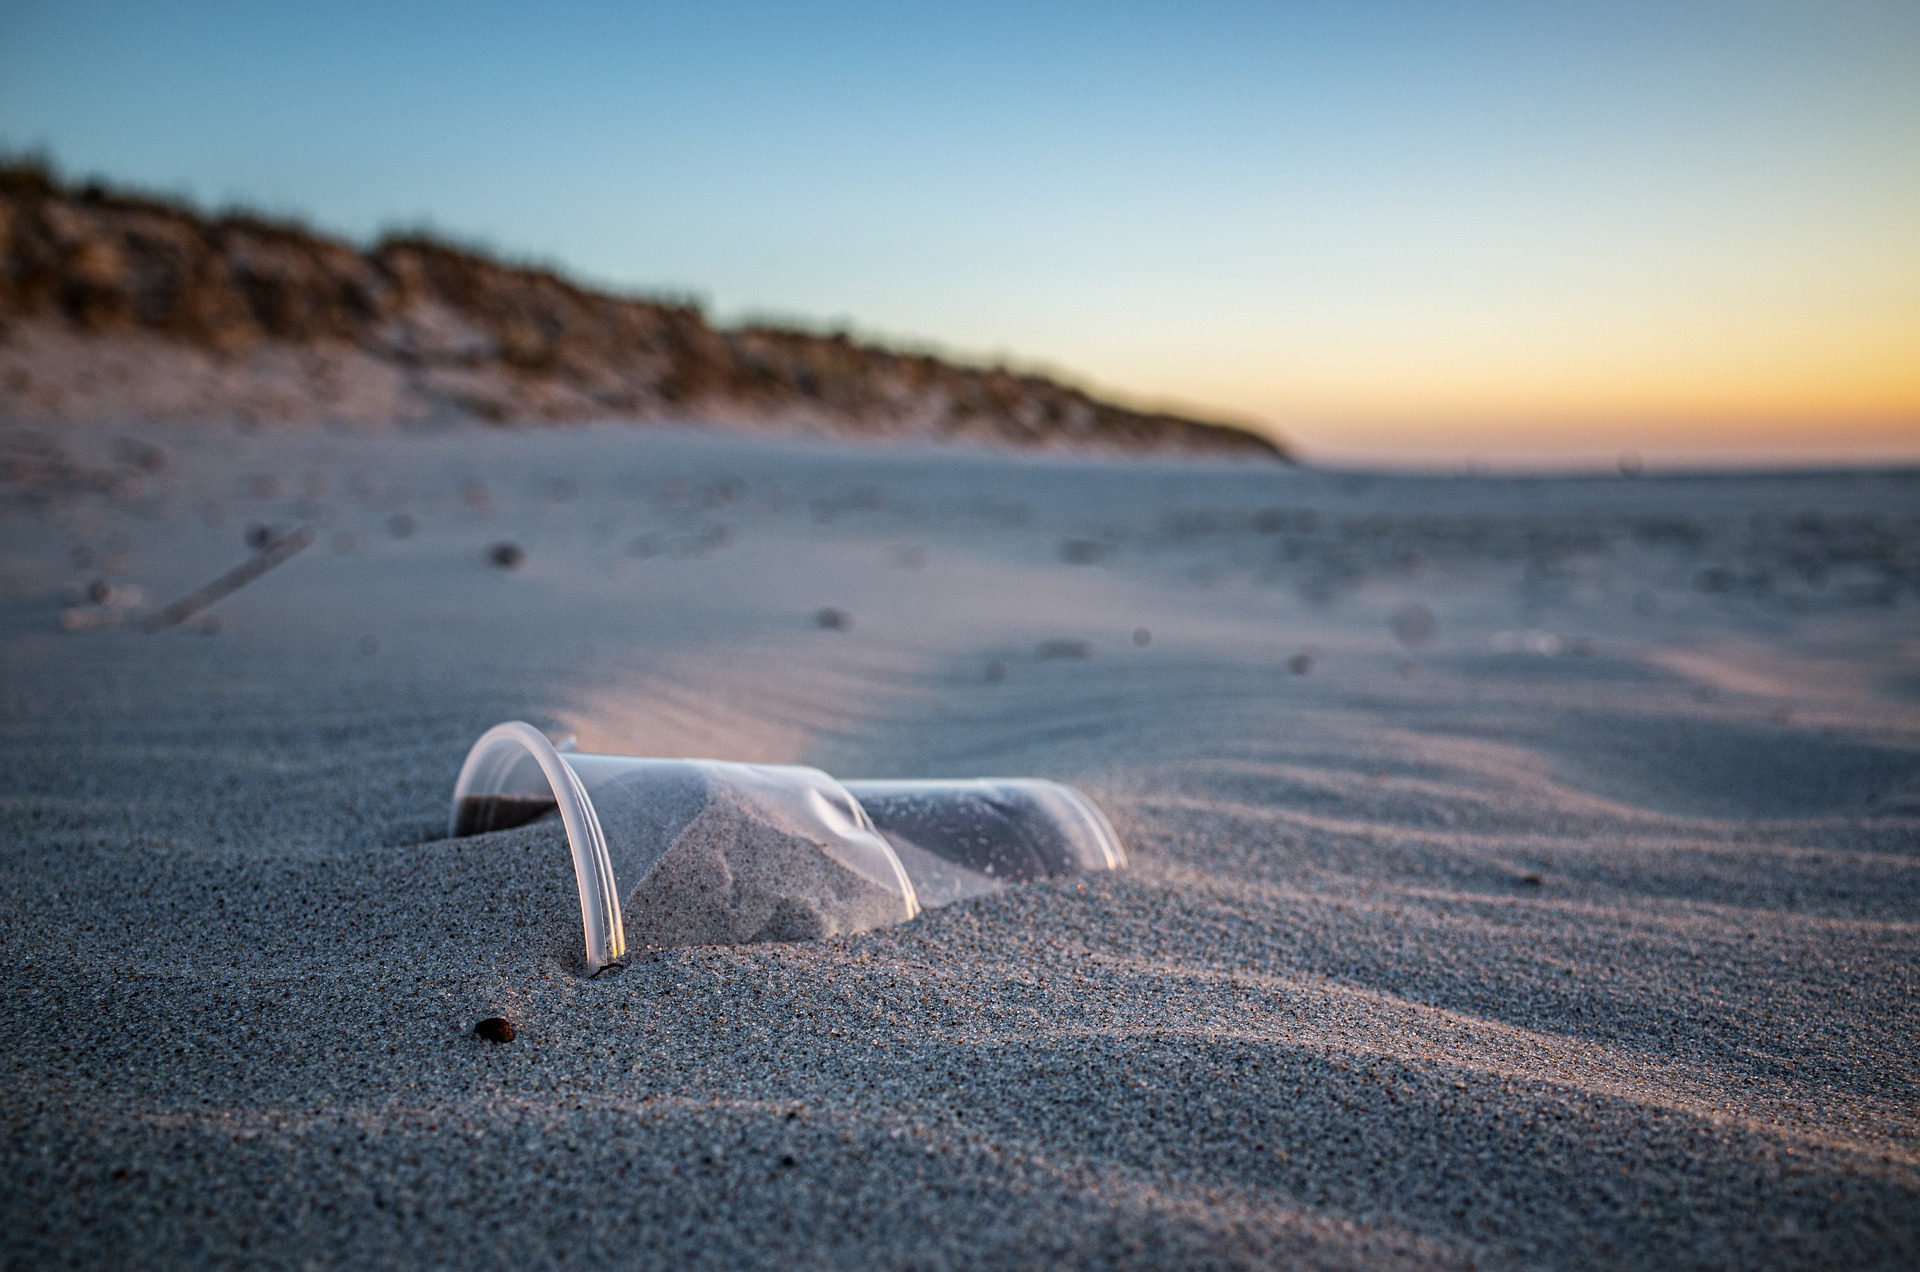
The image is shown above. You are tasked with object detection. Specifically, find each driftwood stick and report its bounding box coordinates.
[141,526,316,632]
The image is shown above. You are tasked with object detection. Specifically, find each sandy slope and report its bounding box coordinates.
[1,421,1916,1269]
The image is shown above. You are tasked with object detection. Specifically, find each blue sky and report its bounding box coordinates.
[3,1,1916,465]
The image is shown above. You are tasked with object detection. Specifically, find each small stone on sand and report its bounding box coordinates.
[1389,601,1438,649]
[474,1017,515,1043]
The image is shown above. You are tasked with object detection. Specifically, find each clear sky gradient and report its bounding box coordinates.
[3,0,1916,467]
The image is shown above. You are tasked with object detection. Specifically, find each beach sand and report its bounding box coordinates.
[2,420,1916,1268]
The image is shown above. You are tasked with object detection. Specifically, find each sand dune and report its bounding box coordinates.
[0,165,1280,460]
[1,420,1915,1267]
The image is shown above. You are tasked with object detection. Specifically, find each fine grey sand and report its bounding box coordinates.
[2,421,1916,1269]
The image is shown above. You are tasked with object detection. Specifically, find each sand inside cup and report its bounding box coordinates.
[620,794,907,947]
[487,767,912,953]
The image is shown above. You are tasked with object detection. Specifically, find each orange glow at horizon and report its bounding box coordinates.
[1079,293,1920,466]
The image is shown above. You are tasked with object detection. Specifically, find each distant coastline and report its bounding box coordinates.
[0,161,1285,460]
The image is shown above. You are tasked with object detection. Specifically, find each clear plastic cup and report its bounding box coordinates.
[843,779,1125,909]
[449,722,1125,973]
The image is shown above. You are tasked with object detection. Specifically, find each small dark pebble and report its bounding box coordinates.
[1520,873,1543,887]
[1287,653,1314,674]
[779,1154,797,1168]
[1133,627,1151,647]
[87,579,115,604]
[1389,601,1438,649]
[488,542,525,569]
[816,607,849,630]
[114,438,170,473]
[475,1017,516,1043]
[245,523,280,551]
